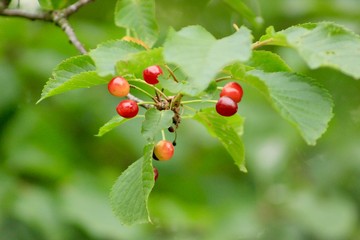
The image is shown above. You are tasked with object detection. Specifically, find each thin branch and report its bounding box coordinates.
[0,0,93,54]
[55,17,87,54]
[0,0,149,106]
[62,0,94,17]
[0,8,52,21]
[127,93,151,109]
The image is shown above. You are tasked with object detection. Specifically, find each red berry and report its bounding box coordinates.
[216,96,238,117]
[153,140,174,161]
[220,82,243,103]
[143,65,163,85]
[153,167,159,181]
[116,100,139,118]
[108,76,130,97]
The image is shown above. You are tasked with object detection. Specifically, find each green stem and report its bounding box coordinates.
[161,130,166,140]
[153,87,169,100]
[215,76,232,82]
[130,84,154,99]
[251,38,274,49]
[130,79,169,100]
[182,105,197,113]
[126,28,131,37]
[181,114,196,119]
[169,93,183,110]
[233,23,240,31]
[164,64,179,83]
[181,99,217,104]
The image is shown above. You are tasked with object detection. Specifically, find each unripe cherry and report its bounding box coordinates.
[153,140,174,161]
[216,96,238,117]
[143,65,163,85]
[220,82,243,103]
[108,76,130,97]
[116,100,139,118]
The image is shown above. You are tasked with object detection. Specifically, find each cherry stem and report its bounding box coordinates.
[233,23,240,31]
[182,105,197,113]
[130,79,169,100]
[161,130,166,140]
[215,76,232,82]
[181,99,217,104]
[181,114,196,119]
[164,65,179,83]
[169,93,183,110]
[130,84,154,99]
[153,87,169,101]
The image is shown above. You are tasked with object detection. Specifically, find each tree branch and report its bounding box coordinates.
[63,0,94,17]
[0,8,52,21]
[0,0,93,53]
[55,17,87,54]
[0,0,149,106]
[127,93,151,109]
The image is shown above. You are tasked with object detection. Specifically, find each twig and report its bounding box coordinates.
[0,0,149,106]
[62,0,94,17]
[55,17,87,54]
[0,0,93,53]
[0,8,52,21]
[127,93,151,109]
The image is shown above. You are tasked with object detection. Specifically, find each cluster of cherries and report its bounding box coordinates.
[107,65,173,181]
[107,65,244,182]
[216,82,244,117]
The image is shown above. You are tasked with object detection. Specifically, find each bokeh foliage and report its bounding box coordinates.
[1,0,360,239]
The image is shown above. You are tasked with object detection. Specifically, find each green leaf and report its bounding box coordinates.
[243,70,334,145]
[223,0,263,29]
[89,40,145,77]
[38,55,108,103]
[225,50,291,82]
[265,22,360,79]
[38,0,53,9]
[116,48,164,79]
[38,0,69,9]
[114,0,159,47]
[163,25,252,95]
[246,50,292,73]
[110,143,155,225]
[141,108,174,141]
[96,115,131,137]
[193,108,246,172]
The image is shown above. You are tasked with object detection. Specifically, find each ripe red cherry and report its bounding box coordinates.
[116,100,139,118]
[143,65,163,85]
[220,82,243,103]
[153,167,159,181]
[108,76,130,97]
[216,96,238,117]
[153,140,174,161]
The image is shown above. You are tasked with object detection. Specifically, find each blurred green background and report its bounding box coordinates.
[1,0,360,239]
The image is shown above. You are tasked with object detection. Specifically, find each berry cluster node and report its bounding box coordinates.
[107,66,245,182]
